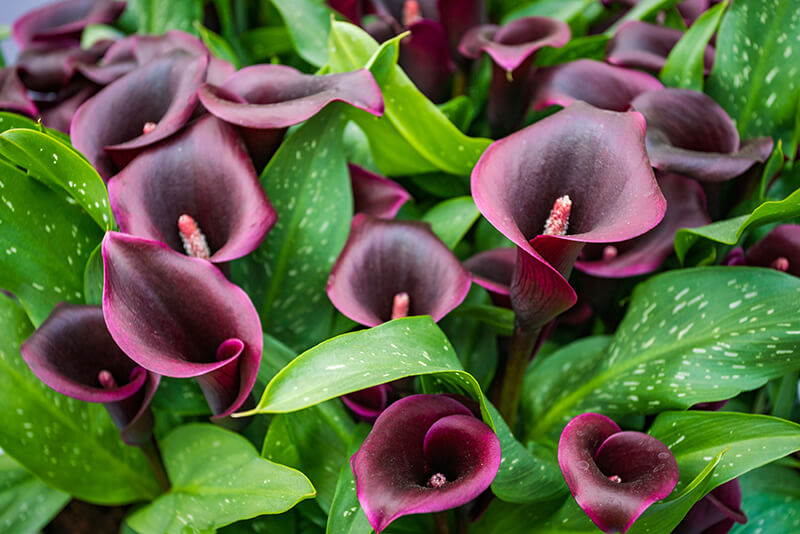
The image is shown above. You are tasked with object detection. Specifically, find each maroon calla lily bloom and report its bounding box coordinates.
[16,40,108,93]
[459,16,571,136]
[108,115,276,264]
[71,50,208,180]
[102,232,263,418]
[399,19,455,103]
[35,77,100,132]
[12,0,126,49]
[20,303,158,446]
[558,413,679,534]
[471,102,665,330]
[744,224,800,277]
[463,247,516,308]
[631,89,774,182]
[326,214,471,327]
[0,67,38,116]
[350,163,410,219]
[352,394,501,533]
[575,173,709,278]
[342,384,393,423]
[606,21,715,74]
[531,59,663,112]
[674,479,746,534]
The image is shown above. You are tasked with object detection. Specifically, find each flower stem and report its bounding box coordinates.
[497,326,541,429]
[434,511,450,534]
[139,437,170,493]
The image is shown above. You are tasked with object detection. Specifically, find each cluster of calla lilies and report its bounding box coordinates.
[1,0,797,533]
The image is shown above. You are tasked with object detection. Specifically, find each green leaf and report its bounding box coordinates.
[0,295,160,504]
[452,303,515,337]
[674,188,800,263]
[270,0,331,67]
[660,1,727,90]
[244,316,491,426]
[81,24,124,48]
[328,21,491,176]
[0,158,103,326]
[421,196,480,249]
[730,464,800,534]
[536,35,609,67]
[503,0,595,25]
[325,424,371,534]
[232,106,352,352]
[0,453,69,534]
[121,0,204,35]
[526,267,800,440]
[128,424,315,534]
[759,140,785,202]
[194,22,241,69]
[240,26,293,61]
[0,128,112,228]
[706,0,800,154]
[438,96,475,133]
[83,243,103,306]
[605,0,683,35]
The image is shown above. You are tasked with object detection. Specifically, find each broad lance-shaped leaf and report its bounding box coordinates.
[326,423,372,534]
[524,267,800,440]
[271,0,332,67]
[729,464,800,533]
[126,424,316,534]
[0,453,70,533]
[0,294,160,504]
[422,196,480,250]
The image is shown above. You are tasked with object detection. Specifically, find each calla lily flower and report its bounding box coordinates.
[16,40,109,93]
[471,102,665,330]
[102,232,263,418]
[20,303,158,446]
[463,247,516,308]
[12,0,125,49]
[531,59,663,112]
[0,67,38,116]
[631,89,774,182]
[197,65,384,169]
[352,394,501,532]
[326,214,471,327]
[342,384,393,423]
[459,16,571,136]
[71,50,208,180]
[674,479,746,534]
[606,21,715,73]
[602,0,712,28]
[574,173,709,278]
[35,77,99,132]
[108,115,276,264]
[744,224,800,277]
[558,413,679,534]
[350,163,410,219]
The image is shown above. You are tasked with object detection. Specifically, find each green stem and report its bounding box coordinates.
[434,511,450,534]
[139,438,170,493]
[771,370,799,419]
[497,326,541,429]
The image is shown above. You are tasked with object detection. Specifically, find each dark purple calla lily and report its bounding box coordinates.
[35,77,99,132]
[0,67,38,116]
[16,40,108,93]
[108,115,276,263]
[463,247,516,308]
[12,0,125,49]
[459,16,571,136]
[352,394,501,532]
[558,413,679,534]
[71,50,208,180]
[602,0,713,28]
[744,224,800,277]
[631,89,774,182]
[102,232,262,418]
[606,21,715,74]
[349,163,410,219]
[531,59,663,112]
[342,384,392,423]
[20,303,158,446]
[575,173,709,278]
[471,102,665,330]
[326,214,471,327]
[399,19,455,103]
[674,479,746,534]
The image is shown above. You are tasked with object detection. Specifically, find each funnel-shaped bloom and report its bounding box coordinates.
[0,67,38,116]
[607,21,714,73]
[459,16,570,136]
[575,173,709,278]
[12,0,125,49]
[631,89,774,182]
[674,479,746,534]
[36,78,99,132]
[350,164,410,219]
[327,214,471,326]
[352,394,501,532]
[108,115,276,263]
[558,413,679,533]
[20,304,158,445]
[102,232,262,417]
[342,384,392,423]
[71,50,208,180]
[16,41,108,92]
[531,59,662,112]
[463,247,516,308]
[743,224,800,277]
[471,102,665,330]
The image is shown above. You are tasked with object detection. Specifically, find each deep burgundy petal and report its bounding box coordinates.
[71,50,208,180]
[399,19,455,103]
[13,0,125,48]
[531,59,663,112]
[326,214,471,327]
[349,163,410,219]
[745,224,800,277]
[607,21,715,73]
[674,479,746,534]
[558,413,679,534]
[438,0,485,59]
[463,247,516,307]
[631,89,774,182]
[342,384,391,423]
[16,41,108,92]
[352,394,500,532]
[108,115,276,263]
[0,67,38,116]
[35,78,99,132]
[102,232,262,417]
[328,0,364,24]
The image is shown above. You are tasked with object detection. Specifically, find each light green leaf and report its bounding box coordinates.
[422,196,480,249]
[452,303,515,337]
[324,424,371,534]
[503,0,595,24]
[83,243,103,306]
[270,0,331,67]
[536,34,609,67]
[0,453,69,534]
[127,424,315,534]
[438,95,475,133]
[121,0,204,35]
[81,24,124,48]
[194,22,241,69]
[240,26,293,60]
[605,0,683,35]
[730,464,800,534]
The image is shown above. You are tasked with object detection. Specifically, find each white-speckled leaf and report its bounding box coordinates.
[324,423,371,534]
[0,453,69,534]
[127,424,315,534]
[730,464,800,534]
[526,267,800,440]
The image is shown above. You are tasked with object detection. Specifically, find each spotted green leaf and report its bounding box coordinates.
[325,423,371,534]
[730,464,800,534]
[422,196,480,249]
[525,267,800,440]
[0,453,69,534]
[0,295,160,504]
[270,0,331,67]
[127,424,315,534]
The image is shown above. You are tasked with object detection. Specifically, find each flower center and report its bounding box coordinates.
[608,475,622,484]
[178,214,211,260]
[142,121,157,134]
[402,0,422,26]
[602,245,618,261]
[391,292,410,320]
[771,257,790,272]
[543,195,572,236]
[97,369,117,389]
[427,472,447,488]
